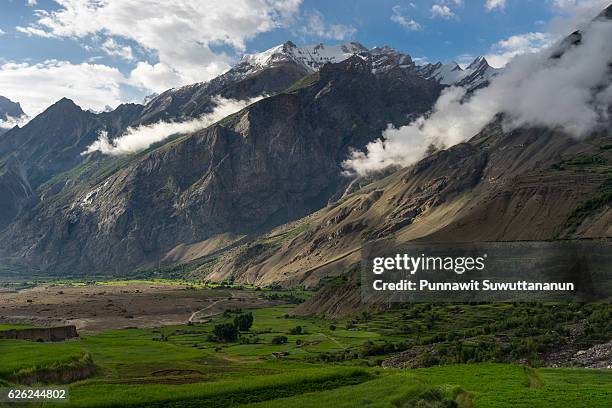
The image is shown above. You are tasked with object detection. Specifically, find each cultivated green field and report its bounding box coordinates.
[0,290,611,407]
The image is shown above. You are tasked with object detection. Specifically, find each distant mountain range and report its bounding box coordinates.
[238,40,500,89]
[0,95,24,121]
[137,40,499,126]
[0,6,609,282]
[0,95,27,136]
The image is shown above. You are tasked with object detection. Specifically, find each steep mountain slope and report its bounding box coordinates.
[204,121,611,293]
[136,42,313,124]
[0,41,492,232]
[0,41,350,231]
[201,7,612,291]
[0,55,442,273]
[0,99,143,188]
[0,99,143,228]
[0,156,32,228]
[139,41,496,125]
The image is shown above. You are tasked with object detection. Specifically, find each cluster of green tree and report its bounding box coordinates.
[264,292,304,303]
[212,312,254,342]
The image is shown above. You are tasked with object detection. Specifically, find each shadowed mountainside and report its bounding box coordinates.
[0,55,441,273]
[204,121,611,296]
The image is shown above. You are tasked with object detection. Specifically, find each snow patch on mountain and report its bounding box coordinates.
[417,57,501,88]
[0,95,29,131]
[240,41,369,74]
[239,40,499,89]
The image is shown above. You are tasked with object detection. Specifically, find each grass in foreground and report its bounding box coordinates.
[0,296,611,407]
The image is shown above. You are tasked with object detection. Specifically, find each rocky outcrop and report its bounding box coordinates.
[136,61,308,124]
[571,341,612,368]
[0,95,25,121]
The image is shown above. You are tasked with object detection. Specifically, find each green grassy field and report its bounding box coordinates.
[0,295,611,407]
[241,364,612,408]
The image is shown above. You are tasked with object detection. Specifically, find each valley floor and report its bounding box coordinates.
[0,282,610,407]
[0,281,278,332]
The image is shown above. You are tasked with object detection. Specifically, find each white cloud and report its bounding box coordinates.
[16,26,53,37]
[299,10,357,40]
[485,32,555,67]
[0,29,5,36]
[431,4,455,19]
[84,95,264,155]
[129,62,184,93]
[550,1,611,31]
[483,1,608,67]
[343,87,485,175]
[430,0,463,19]
[390,5,422,31]
[344,19,612,175]
[26,0,37,7]
[101,38,134,61]
[18,0,303,92]
[326,24,358,41]
[0,60,132,115]
[485,0,506,11]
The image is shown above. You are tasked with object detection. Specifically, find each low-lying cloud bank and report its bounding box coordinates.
[344,17,612,176]
[84,95,263,155]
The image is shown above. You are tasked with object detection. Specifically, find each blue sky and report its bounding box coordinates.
[250,0,553,64]
[0,0,608,116]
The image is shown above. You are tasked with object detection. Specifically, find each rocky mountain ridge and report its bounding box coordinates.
[0,95,27,137]
[0,54,442,273]
[0,95,25,122]
[0,5,609,279]
[239,40,500,90]
[416,56,500,90]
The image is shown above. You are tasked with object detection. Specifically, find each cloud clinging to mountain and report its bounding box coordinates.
[344,18,612,175]
[83,95,264,156]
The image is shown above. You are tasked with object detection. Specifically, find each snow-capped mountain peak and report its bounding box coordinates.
[466,56,487,70]
[417,56,500,90]
[428,61,464,84]
[240,41,369,74]
[155,42,502,112]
